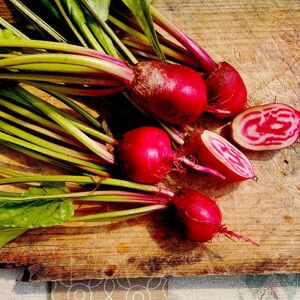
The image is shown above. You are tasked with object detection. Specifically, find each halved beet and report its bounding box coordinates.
[231,103,300,151]
[185,129,255,182]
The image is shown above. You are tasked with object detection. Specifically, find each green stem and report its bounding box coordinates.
[122,38,198,67]
[13,63,107,74]
[81,23,105,53]
[150,5,217,72]
[0,72,122,86]
[99,20,137,63]
[0,175,174,197]
[14,86,115,163]
[11,85,114,143]
[3,142,82,173]
[71,204,166,222]
[0,53,134,84]
[0,95,67,135]
[0,132,110,175]
[81,0,137,64]
[0,166,30,177]
[22,80,125,97]
[49,92,102,129]
[0,110,84,149]
[0,39,129,67]
[0,191,21,197]
[2,87,115,145]
[0,120,103,163]
[0,190,168,205]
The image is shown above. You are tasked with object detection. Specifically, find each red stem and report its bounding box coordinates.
[177,156,225,179]
[151,6,218,72]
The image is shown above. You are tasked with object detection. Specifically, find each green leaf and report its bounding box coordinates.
[0,227,28,249]
[0,183,74,228]
[84,0,111,21]
[121,0,166,62]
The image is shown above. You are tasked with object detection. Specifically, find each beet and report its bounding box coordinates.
[130,61,207,125]
[231,103,300,150]
[117,126,174,184]
[171,188,259,245]
[185,129,255,182]
[204,62,247,118]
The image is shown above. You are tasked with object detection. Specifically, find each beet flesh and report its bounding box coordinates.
[185,130,255,182]
[205,62,247,118]
[117,126,174,184]
[130,61,207,125]
[231,103,300,151]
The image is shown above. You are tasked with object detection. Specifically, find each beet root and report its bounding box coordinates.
[205,62,247,119]
[117,126,174,184]
[171,188,259,245]
[130,61,207,125]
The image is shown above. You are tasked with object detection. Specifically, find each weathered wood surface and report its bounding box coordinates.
[0,0,299,281]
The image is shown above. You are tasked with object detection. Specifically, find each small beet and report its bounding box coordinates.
[171,188,259,244]
[117,126,174,184]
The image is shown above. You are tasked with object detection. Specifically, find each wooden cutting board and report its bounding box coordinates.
[0,0,299,282]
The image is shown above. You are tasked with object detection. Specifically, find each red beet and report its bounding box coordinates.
[0,42,208,126]
[117,126,174,184]
[171,188,259,244]
[185,129,255,182]
[204,62,247,118]
[231,103,300,150]
[150,7,248,118]
[117,127,224,184]
[172,188,222,242]
[130,61,207,125]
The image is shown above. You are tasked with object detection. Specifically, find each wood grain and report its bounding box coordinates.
[0,0,299,282]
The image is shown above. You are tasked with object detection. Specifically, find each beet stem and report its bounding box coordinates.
[150,5,217,72]
[178,156,225,179]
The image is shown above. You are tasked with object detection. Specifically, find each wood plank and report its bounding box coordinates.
[0,0,299,281]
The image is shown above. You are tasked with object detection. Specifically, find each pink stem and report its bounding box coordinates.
[177,156,225,179]
[219,226,260,246]
[151,6,218,72]
[204,105,231,117]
